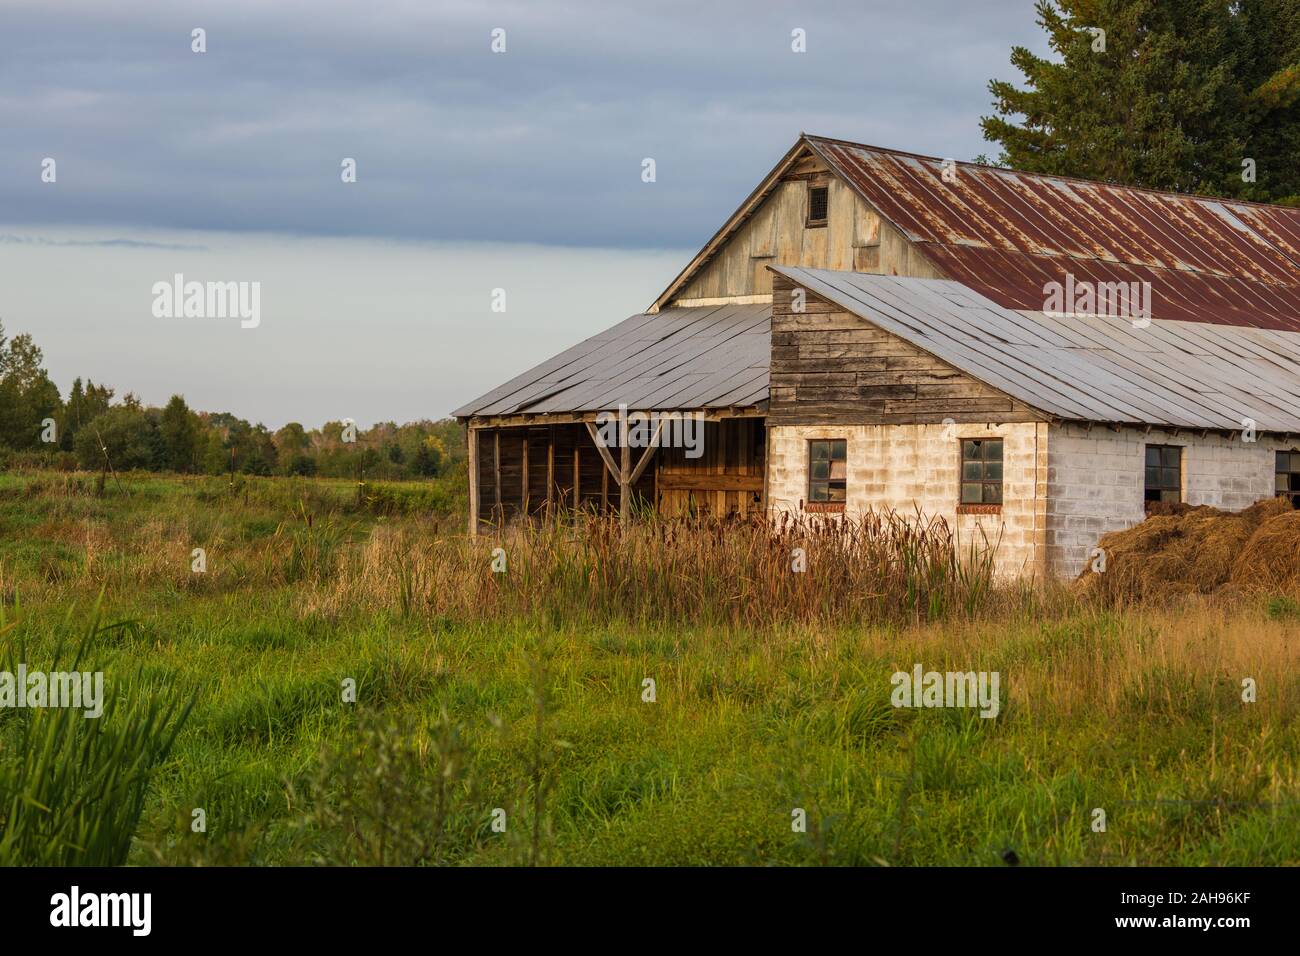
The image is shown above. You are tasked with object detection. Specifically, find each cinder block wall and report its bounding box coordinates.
[1046,424,1288,577]
[766,421,1049,578]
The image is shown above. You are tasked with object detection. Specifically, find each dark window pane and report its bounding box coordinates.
[1146,466,1160,486]
[812,442,830,461]
[1146,446,1161,466]
[984,440,1003,461]
[985,482,1002,504]
[809,484,828,502]
[830,441,846,461]
[808,186,828,221]
[961,483,983,503]
[985,461,1002,480]
[963,461,983,480]
[963,440,978,460]
[1163,447,1180,467]
[811,460,829,480]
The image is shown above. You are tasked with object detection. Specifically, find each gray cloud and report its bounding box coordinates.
[0,0,1047,248]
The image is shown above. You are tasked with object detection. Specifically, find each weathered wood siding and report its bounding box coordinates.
[769,274,1044,425]
[670,149,944,307]
[655,418,766,518]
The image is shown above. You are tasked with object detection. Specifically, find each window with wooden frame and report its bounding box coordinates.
[806,439,846,510]
[959,439,1003,510]
[1277,450,1300,507]
[806,182,829,227]
[1144,444,1182,506]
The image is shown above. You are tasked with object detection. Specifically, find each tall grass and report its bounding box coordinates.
[1,470,1298,866]
[0,604,194,866]
[309,509,1006,629]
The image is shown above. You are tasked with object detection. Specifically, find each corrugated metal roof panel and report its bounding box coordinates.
[453,303,771,417]
[773,266,1300,433]
[807,137,1300,331]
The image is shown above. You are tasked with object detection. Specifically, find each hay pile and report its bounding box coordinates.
[1074,496,1297,603]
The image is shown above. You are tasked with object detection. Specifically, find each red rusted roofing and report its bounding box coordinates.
[807,136,1300,332]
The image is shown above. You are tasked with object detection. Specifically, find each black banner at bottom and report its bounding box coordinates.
[0,865,1276,941]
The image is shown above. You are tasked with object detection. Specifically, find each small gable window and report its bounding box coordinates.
[806,183,829,227]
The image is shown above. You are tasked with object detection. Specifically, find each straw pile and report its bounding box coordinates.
[1074,497,1297,603]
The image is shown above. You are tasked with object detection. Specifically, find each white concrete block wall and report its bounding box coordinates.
[766,422,1048,578]
[1046,424,1288,577]
[766,421,1295,579]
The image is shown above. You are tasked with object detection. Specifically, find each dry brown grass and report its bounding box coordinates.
[298,510,1007,629]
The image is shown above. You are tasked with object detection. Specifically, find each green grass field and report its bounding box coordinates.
[1,469,1298,865]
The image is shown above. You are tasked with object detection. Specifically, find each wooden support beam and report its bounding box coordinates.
[573,444,581,507]
[584,419,668,523]
[468,405,767,430]
[628,420,665,485]
[546,426,555,518]
[467,427,479,535]
[493,430,502,524]
[659,473,765,492]
[620,424,631,522]
[584,421,622,486]
[522,434,529,516]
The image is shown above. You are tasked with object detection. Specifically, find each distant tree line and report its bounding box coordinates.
[0,319,464,479]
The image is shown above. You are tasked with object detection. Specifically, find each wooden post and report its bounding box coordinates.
[573,444,581,509]
[467,426,479,535]
[620,422,630,522]
[522,434,530,517]
[546,426,555,518]
[493,430,502,525]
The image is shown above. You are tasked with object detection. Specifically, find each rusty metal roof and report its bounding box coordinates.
[774,265,1300,433]
[453,303,770,418]
[807,136,1300,332]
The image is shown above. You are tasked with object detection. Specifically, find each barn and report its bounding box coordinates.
[454,133,1300,577]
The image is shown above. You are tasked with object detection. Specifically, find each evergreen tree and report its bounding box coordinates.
[159,394,200,472]
[981,0,1300,202]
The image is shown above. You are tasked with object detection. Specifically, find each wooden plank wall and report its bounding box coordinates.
[672,149,944,305]
[769,274,1042,426]
[656,418,766,518]
[474,418,767,526]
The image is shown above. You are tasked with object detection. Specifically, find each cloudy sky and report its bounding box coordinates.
[0,0,1047,427]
